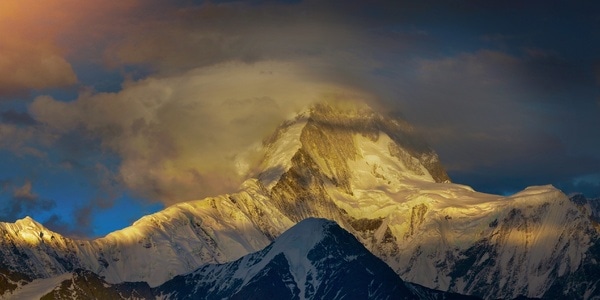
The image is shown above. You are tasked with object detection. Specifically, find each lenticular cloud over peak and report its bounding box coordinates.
[29,61,373,204]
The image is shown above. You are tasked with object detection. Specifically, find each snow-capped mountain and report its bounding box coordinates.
[571,193,600,224]
[28,219,477,299]
[154,218,440,300]
[0,102,598,299]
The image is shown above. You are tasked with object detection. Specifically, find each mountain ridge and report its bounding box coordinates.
[153,218,422,300]
[1,102,598,299]
[5,218,479,299]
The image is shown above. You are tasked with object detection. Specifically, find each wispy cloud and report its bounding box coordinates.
[1,180,55,220]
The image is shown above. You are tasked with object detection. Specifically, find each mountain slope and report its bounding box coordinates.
[38,218,478,300]
[155,218,419,300]
[571,193,600,224]
[0,102,598,299]
[35,270,153,300]
[0,192,278,287]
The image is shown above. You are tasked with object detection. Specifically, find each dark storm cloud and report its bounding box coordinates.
[101,1,383,77]
[391,48,600,197]
[520,52,597,99]
[373,1,600,199]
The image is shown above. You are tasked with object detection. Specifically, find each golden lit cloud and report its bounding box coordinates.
[0,36,76,94]
[0,0,143,95]
[5,0,380,207]
[30,61,370,204]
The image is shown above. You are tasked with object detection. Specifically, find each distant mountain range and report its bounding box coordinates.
[1,102,598,299]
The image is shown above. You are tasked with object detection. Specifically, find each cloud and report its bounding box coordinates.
[0,123,43,157]
[0,179,10,193]
[0,46,77,96]
[0,0,155,96]
[0,110,37,126]
[102,3,360,72]
[567,174,600,198]
[13,180,37,201]
[5,0,598,214]
[0,180,55,220]
[396,50,532,169]
[3,0,392,228]
[389,49,600,196]
[43,214,90,239]
[0,0,379,92]
[1,1,409,99]
[0,1,81,96]
[30,61,370,204]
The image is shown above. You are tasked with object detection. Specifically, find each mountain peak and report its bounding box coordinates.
[270,217,333,254]
[156,218,421,300]
[15,216,40,226]
[11,216,48,234]
[1,216,56,249]
[258,101,449,192]
[231,218,342,295]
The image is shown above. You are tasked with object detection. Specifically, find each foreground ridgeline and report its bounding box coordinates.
[1,102,598,299]
[6,219,478,299]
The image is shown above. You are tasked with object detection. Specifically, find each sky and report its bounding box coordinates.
[0,0,599,238]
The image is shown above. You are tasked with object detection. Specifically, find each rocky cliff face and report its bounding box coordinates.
[0,102,598,299]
